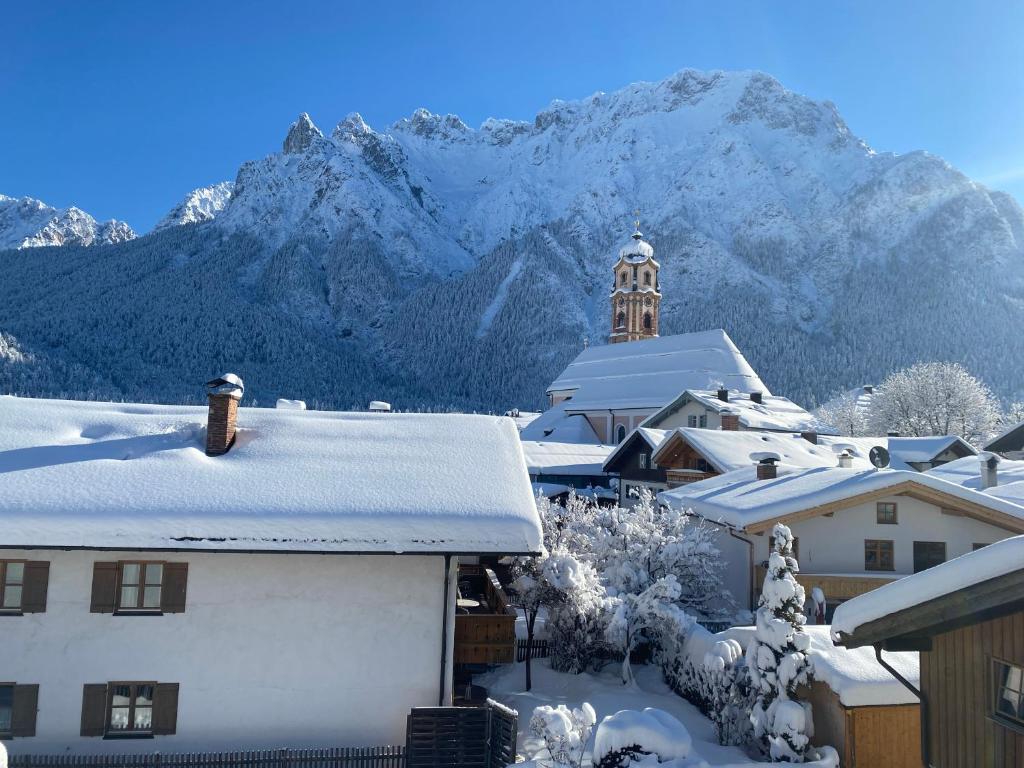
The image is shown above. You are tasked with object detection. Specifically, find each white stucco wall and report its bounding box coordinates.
[750,495,1012,574]
[2,550,449,754]
[656,400,721,430]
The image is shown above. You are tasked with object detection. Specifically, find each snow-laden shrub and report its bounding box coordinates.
[746,523,816,762]
[593,708,692,768]
[523,702,597,768]
[547,557,612,674]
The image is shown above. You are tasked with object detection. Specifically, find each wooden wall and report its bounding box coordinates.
[921,610,1024,767]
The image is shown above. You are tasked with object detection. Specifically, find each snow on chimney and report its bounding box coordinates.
[750,391,763,404]
[980,451,1001,490]
[717,387,729,402]
[205,373,244,456]
[369,400,392,413]
[754,453,780,480]
[837,450,854,469]
[720,409,740,431]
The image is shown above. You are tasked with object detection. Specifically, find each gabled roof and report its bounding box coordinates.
[0,396,543,555]
[547,329,768,411]
[886,435,976,468]
[642,388,834,435]
[832,535,1024,648]
[521,440,614,477]
[602,427,669,473]
[985,419,1024,453]
[652,428,871,475]
[658,465,1024,534]
[519,401,601,444]
[925,454,1024,490]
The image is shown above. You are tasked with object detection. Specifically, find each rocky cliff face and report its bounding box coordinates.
[0,194,135,249]
[2,69,1022,409]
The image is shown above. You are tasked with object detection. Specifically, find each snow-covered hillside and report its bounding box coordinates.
[0,194,135,249]
[2,68,1023,409]
[154,181,234,231]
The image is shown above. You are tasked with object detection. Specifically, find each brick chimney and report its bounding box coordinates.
[720,410,740,431]
[756,457,778,480]
[205,374,244,456]
[980,452,1001,489]
[801,431,818,445]
[750,391,763,404]
[837,450,854,469]
[717,388,729,402]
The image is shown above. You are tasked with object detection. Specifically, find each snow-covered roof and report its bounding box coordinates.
[925,454,1024,490]
[984,418,1024,453]
[521,440,614,476]
[602,427,670,471]
[655,429,872,475]
[887,435,975,467]
[0,396,543,554]
[803,626,919,706]
[617,232,656,262]
[519,401,601,444]
[547,329,768,411]
[644,389,834,434]
[832,535,1024,642]
[658,465,1024,532]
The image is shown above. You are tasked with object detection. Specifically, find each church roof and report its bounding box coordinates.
[618,234,655,261]
[546,329,769,411]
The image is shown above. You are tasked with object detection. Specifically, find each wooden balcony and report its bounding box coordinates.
[453,565,517,665]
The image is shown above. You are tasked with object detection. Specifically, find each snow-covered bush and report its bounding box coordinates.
[546,556,612,674]
[523,703,597,768]
[746,524,816,762]
[593,708,692,768]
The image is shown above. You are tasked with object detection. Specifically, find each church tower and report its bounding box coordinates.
[609,219,660,344]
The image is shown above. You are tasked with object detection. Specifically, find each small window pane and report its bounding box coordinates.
[121,563,140,585]
[5,562,24,585]
[109,706,131,730]
[135,685,154,707]
[143,586,162,609]
[0,685,12,733]
[144,564,163,586]
[995,661,1024,727]
[3,585,22,609]
[112,685,133,707]
[134,706,153,730]
[121,586,139,608]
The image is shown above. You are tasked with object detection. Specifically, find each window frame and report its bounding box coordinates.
[105,681,157,738]
[0,682,13,738]
[638,453,648,470]
[991,658,1024,734]
[876,502,898,525]
[864,539,895,572]
[0,560,26,613]
[687,415,698,428]
[115,561,165,614]
[912,541,947,573]
[615,425,627,444]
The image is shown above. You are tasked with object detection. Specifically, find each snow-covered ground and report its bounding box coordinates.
[480,661,756,765]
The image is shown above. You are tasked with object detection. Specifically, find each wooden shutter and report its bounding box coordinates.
[80,684,108,736]
[11,684,39,737]
[161,563,188,613]
[20,561,50,613]
[152,683,179,735]
[90,562,118,613]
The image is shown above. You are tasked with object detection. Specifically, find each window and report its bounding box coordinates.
[0,561,24,611]
[974,542,990,551]
[876,502,898,524]
[108,683,155,735]
[639,453,648,469]
[615,424,626,444]
[615,312,626,329]
[0,685,11,736]
[620,271,627,286]
[643,313,652,330]
[994,660,1024,731]
[864,539,894,571]
[698,414,707,428]
[687,415,698,428]
[913,541,946,573]
[643,271,651,286]
[118,563,163,611]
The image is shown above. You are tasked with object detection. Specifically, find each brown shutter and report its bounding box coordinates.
[152,683,179,735]
[90,562,118,613]
[161,563,188,614]
[80,684,108,737]
[11,684,39,737]
[20,561,50,613]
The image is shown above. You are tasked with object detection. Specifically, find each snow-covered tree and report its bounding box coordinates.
[546,555,610,675]
[746,524,814,762]
[813,390,868,436]
[524,703,597,768]
[867,362,1000,443]
[1000,402,1024,432]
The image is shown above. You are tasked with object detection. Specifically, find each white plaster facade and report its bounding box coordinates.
[1,550,455,755]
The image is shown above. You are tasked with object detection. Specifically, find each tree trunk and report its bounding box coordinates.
[525,609,536,691]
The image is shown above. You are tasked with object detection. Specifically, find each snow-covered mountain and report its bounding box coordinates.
[0,194,135,249]
[154,181,234,231]
[2,69,1023,410]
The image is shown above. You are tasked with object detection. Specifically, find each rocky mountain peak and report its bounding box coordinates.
[283,113,324,154]
[0,194,135,249]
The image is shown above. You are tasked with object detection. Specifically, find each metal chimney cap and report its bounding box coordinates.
[206,373,244,399]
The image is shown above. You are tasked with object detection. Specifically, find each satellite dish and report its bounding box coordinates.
[869,446,891,469]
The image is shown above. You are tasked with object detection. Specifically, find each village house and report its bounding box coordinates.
[0,380,542,755]
[985,417,1024,460]
[832,535,1024,767]
[638,387,834,436]
[658,464,1024,616]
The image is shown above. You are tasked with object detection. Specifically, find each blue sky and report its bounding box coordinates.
[2,1,1022,232]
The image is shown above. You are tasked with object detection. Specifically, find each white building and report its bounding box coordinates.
[0,389,542,755]
[639,387,834,435]
[658,464,1024,616]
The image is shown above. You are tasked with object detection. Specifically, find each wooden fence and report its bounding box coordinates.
[9,747,406,768]
[515,638,550,662]
[405,699,517,768]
